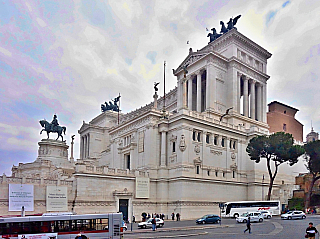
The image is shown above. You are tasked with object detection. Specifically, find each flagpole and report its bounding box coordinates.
[163,61,166,110]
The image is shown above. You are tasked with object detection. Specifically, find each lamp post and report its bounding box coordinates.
[262,174,265,200]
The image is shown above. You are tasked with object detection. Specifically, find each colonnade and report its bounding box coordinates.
[80,134,90,159]
[179,67,265,122]
[238,74,264,121]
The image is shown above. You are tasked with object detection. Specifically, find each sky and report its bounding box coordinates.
[0,0,319,175]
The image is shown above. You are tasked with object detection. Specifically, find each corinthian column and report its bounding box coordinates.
[160,131,167,166]
[256,83,262,121]
[182,78,187,108]
[188,77,193,110]
[250,80,256,119]
[243,76,249,117]
[197,71,202,112]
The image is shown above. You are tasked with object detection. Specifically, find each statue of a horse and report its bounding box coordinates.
[220,21,228,34]
[39,120,66,141]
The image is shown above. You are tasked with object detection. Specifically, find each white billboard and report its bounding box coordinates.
[46,186,68,211]
[9,184,34,211]
[135,177,150,198]
[18,233,57,239]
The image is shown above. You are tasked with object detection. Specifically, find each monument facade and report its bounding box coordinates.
[0,27,297,220]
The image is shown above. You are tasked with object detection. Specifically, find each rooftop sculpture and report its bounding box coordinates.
[101,95,121,112]
[208,15,241,43]
[39,114,67,141]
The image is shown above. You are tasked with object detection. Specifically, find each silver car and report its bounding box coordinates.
[281,210,306,220]
[236,212,264,223]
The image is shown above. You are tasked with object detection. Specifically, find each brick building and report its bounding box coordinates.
[267,101,303,143]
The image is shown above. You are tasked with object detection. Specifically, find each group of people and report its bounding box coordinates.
[141,213,166,221]
[171,212,181,221]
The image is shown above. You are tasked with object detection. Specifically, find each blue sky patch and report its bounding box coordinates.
[146,51,157,64]
[266,10,277,24]
[282,1,290,8]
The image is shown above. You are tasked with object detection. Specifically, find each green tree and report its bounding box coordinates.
[304,140,320,209]
[246,132,305,200]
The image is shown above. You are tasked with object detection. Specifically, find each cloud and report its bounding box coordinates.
[36,17,47,27]
[0,0,319,176]
[0,47,12,57]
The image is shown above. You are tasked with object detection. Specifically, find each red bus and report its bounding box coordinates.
[0,213,123,239]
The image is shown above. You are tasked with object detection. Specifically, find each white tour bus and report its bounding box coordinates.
[0,213,123,239]
[221,200,281,218]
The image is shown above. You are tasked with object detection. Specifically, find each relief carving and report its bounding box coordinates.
[179,135,186,152]
[194,144,200,154]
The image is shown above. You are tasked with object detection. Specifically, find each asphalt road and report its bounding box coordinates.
[124,215,320,239]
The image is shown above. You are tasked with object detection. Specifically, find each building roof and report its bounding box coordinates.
[268,101,299,112]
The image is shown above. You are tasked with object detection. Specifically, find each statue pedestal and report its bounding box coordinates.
[153,93,158,109]
[37,139,72,168]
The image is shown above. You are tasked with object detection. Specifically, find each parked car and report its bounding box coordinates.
[138,218,164,229]
[281,211,306,220]
[260,210,272,219]
[236,212,264,223]
[196,214,221,224]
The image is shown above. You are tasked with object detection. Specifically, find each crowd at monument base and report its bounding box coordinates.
[0,28,301,220]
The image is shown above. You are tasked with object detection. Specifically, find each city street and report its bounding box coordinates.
[124,215,320,239]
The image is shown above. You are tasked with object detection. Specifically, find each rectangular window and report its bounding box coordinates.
[196,166,200,174]
[221,138,225,147]
[206,134,210,144]
[192,131,196,141]
[233,171,235,178]
[172,141,176,153]
[214,135,218,146]
[283,124,287,132]
[207,170,210,176]
[125,154,130,170]
[197,132,201,142]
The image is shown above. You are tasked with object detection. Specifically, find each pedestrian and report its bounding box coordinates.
[176,213,180,221]
[152,217,157,231]
[133,215,136,223]
[171,212,175,221]
[148,213,151,219]
[162,213,165,220]
[306,222,318,239]
[244,217,251,234]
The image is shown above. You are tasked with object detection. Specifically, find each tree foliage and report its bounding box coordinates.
[304,140,320,209]
[246,132,305,200]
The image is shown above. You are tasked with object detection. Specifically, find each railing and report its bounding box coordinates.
[0,176,73,186]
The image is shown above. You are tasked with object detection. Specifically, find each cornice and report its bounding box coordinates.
[229,58,270,83]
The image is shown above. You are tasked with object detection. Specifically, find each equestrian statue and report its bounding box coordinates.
[39,114,67,141]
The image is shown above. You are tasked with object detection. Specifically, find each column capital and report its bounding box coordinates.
[249,79,256,84]
[242,75,248,81]
[195,69,205,75]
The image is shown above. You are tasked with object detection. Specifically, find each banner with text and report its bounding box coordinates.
[135,177,150,198]
[9,184,34,211]
[18,233,57,239]
[46,186,68,211]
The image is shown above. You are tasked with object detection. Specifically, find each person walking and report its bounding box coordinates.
[151,217,157,231]
[244,217,251,234]
[171,212,175,221]
[306,222,318,239]
[176,213,180,221]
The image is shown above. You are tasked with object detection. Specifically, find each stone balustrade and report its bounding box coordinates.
[76,165,138,177]
[0,175,73,186]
